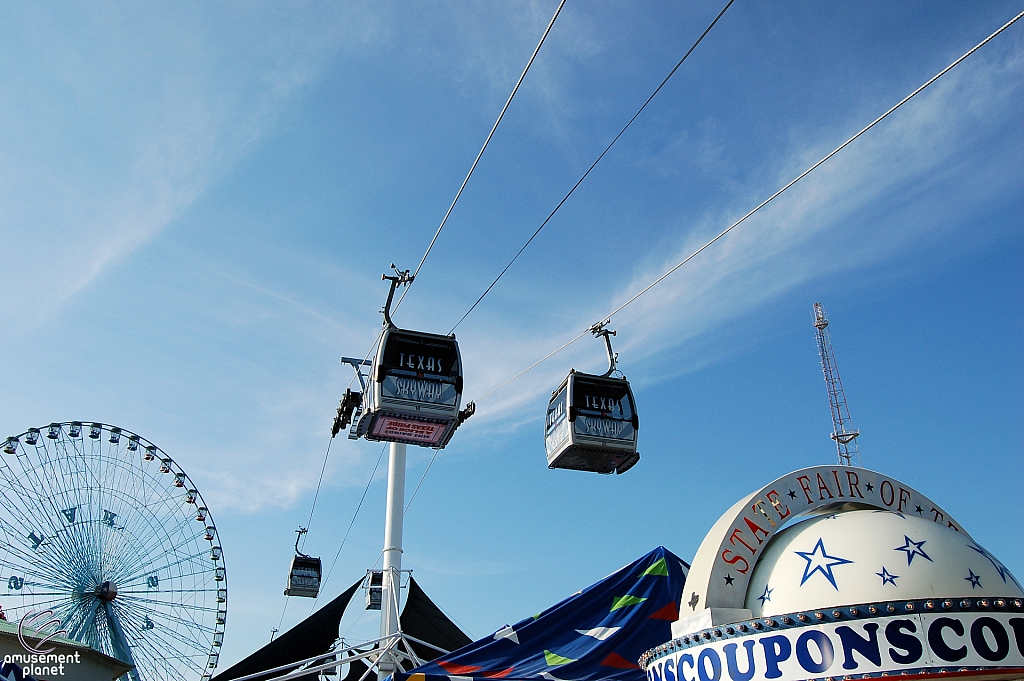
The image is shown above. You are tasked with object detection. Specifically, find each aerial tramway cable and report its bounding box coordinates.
[389,0,568,317]
[301,438,334,548]
[324,1,569,521]
[310,442,389,614]
[340,0,566,392]
[471,6,1024,403]
[401,0,737,489]
[448,0,736,335]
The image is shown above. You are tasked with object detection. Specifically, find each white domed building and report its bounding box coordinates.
[641,465,1024,681]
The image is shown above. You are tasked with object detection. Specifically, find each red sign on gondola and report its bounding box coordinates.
[372,417,447,445]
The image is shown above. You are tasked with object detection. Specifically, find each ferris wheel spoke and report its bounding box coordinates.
[0,524,52,571]
[0,512,52,561]
[105,517,177,582]
[54,596,96,629]
[119,591,219,609]
[130,500,206,552]
[102,526,153,582]
[122,553,216,588]
[137,599,213,629]
[24,470,80,543]
[0,477,56,548]
[119,605,211,667]
[114,547,203,592]
[19,570,77,591]
[111,523,199,580]
[120,585,219,600]
[1,599,70,617]
[8,456,58,524]
[61,440,94,538]
[104,493,201,579]
[4,555,70,589]
[32,530,96,588]
[136,626,211,670]
[34,439,82,528]
[4,594,79,615]
[47,604,89,628]
[119,594,219,617]
[10,586,80,597]
[121,604,214,649]
[130,626,208,679]
[0,474,45,526]
[120,605,214,646]
[120,544,213,589]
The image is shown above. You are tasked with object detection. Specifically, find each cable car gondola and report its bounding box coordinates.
[284,528,322,598]
[544,323,639,475]
[347,266,473,448]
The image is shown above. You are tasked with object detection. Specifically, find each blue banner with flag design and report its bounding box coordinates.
[397,547,688,681]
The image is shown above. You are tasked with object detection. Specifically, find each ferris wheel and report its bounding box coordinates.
[0,422,227,681]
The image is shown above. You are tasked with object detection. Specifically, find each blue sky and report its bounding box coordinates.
[1,0,1021,671]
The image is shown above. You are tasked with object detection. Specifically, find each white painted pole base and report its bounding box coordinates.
[379,442,406,680]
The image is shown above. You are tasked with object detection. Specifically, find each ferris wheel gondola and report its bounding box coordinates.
[337,266,473,449]
[544,323,640,475]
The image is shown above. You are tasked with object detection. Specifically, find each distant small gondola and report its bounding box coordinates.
[284,528,322,598]
[349,266,472,448]
[544,324,639,475]
[363,569,383,610]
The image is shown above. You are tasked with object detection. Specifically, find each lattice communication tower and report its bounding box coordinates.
[812,303,862,466]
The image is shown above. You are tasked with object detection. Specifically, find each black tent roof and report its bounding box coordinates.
[212,578,362,681]
[211,576,470,681]
[400,577,472,662]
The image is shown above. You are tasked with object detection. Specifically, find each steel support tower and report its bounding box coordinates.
[812,303,862,466]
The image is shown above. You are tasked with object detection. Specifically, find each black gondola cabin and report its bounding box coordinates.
[354,328,464,448]
[284,555,322,598]
[544,370,639,475]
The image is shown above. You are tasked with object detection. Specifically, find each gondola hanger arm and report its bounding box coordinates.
[589,320,618,377]
[294,527,311,559]
[339,358,371,393]
[381,264,413,329]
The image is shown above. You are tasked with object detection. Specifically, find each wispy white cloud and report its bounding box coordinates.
[0,2,384,332]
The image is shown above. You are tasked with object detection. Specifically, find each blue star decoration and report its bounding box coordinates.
[795,538,853,590]
[788,489,797,500]
[723,574,734,586]
[966,541,1023,590]
[877,567,898,586]
[965,569,982,589]
[894,535,932,565]
[865,482,874,492]
[758,584,773,605]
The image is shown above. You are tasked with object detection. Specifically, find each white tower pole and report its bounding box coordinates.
[379,441,406,677]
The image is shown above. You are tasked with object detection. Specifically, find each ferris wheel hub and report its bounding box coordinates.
[98,580,118,601]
